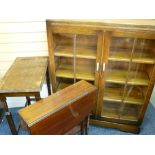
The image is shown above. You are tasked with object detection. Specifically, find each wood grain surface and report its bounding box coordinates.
[0,57,48,93]
[18,80,97,134]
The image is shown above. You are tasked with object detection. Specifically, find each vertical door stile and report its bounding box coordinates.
[46,22,57,93]
[95,31,104,118]
[95,31,104,87]
[96,31,111,118]
[73,34,77,83]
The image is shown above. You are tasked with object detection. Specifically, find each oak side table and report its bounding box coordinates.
[0,56,51,135]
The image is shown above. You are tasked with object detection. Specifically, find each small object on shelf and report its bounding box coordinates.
[18,80,97,135]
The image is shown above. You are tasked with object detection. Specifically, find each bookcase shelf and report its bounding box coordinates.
[109,49,155,64]
[54,45,96,59]
[106,70,150,86]
[103,87,144,105]
[101,102,139,122]
[56,61,95,81]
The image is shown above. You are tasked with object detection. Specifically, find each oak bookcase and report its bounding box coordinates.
[46,20,155,133]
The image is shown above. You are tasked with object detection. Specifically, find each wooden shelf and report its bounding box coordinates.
[56,64,74,79]
[57,82,72,91]
[101,102,139,122]
[106,69,150,86]
[56,62,95,81]
[109,49,155,64]
[104,87,144,105]
[54,45,96,59]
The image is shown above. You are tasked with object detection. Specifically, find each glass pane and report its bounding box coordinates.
[53,33,75,91]
[120,38,155,119]
[109,37,134,62]
[75,34,98,84]
[102,36,155,123]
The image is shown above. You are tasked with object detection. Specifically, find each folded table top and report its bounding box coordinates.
[18,80,97,128]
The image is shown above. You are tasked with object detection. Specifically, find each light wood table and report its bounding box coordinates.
[0,57,51,135]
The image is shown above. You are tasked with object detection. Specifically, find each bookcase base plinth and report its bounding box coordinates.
[90,118,140,134]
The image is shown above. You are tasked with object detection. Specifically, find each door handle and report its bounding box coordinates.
[103,63,106,72]
[96,62,99,71]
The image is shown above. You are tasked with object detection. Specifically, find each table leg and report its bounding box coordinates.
[35,93,41,101]
[80,121,85,135]
[0,100,4,124]
[1,97,17,135]
[84,116,89,135]
[46,66,51,95]
[26,96,31,106]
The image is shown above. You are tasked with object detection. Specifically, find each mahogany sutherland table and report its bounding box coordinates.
[0,57,51,134]
[18,80,97,135]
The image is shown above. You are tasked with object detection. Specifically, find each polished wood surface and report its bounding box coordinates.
[47,20,155,39]
[90,118,140,134]
[0,57,48,93]
[46,20,155,133]
[47,19,155,29]
[18,80,97,134]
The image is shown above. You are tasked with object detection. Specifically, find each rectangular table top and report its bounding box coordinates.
[0,57,48,94]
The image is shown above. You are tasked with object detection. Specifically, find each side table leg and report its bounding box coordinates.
[80,121,85,135]
[1,97,17,135]
[26,96,31,106]
[46,66,51,95]
[35,93,41,101]
[0,100,4,124]
[84,116,89,135]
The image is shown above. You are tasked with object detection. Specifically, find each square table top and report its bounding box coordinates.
[0,56,48,94]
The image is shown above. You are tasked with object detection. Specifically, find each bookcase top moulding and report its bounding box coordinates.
[46,19,155,30]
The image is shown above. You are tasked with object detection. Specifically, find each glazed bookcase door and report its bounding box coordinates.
[100,34,155,124]
[47,28,102,94]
